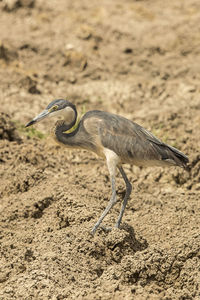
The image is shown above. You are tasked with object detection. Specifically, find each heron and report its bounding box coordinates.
[26,99,189,235]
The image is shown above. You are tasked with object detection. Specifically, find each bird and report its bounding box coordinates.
[26,99,189,235]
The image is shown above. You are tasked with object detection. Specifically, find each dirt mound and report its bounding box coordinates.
[0,112,21,142]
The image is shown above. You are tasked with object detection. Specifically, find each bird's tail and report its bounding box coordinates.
[165,144,189,169]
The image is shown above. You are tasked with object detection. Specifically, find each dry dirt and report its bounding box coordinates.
[0,0,200,299]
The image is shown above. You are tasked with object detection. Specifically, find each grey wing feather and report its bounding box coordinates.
[98,112,188,168]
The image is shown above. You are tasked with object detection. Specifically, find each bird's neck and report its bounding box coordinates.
[53,116,81,147]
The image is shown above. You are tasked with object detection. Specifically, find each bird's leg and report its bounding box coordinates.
[115,166,132,228]
[91,175,117,235]
[91,149,119,235]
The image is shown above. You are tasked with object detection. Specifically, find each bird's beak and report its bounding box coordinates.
[25,109,50,127]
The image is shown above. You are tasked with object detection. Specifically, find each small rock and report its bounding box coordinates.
[124,48,133,54]
[63,50,87,71]
[77,24,93,40]
[19,76,41,94]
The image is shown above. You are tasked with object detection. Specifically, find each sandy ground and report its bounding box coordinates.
[0,0,200,299]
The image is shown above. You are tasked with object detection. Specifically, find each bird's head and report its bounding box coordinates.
[25,99,77,128]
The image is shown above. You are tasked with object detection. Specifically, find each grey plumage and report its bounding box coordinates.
[82,110,188,168]
[26,99,189,234]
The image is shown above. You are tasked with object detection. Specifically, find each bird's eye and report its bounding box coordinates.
[50,105,58,112]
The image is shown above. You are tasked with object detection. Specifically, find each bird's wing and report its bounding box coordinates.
[97,112,188,167]
[98,113,157,161]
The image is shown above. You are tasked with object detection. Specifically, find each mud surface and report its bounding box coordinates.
[0,0,200,299]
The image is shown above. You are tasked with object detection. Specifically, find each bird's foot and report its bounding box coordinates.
[91,224,98,236]
[99,225,112,233]
[114,218,122,229]
[90,225,112,236]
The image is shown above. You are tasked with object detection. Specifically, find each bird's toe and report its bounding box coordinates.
[100,225,112,233]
